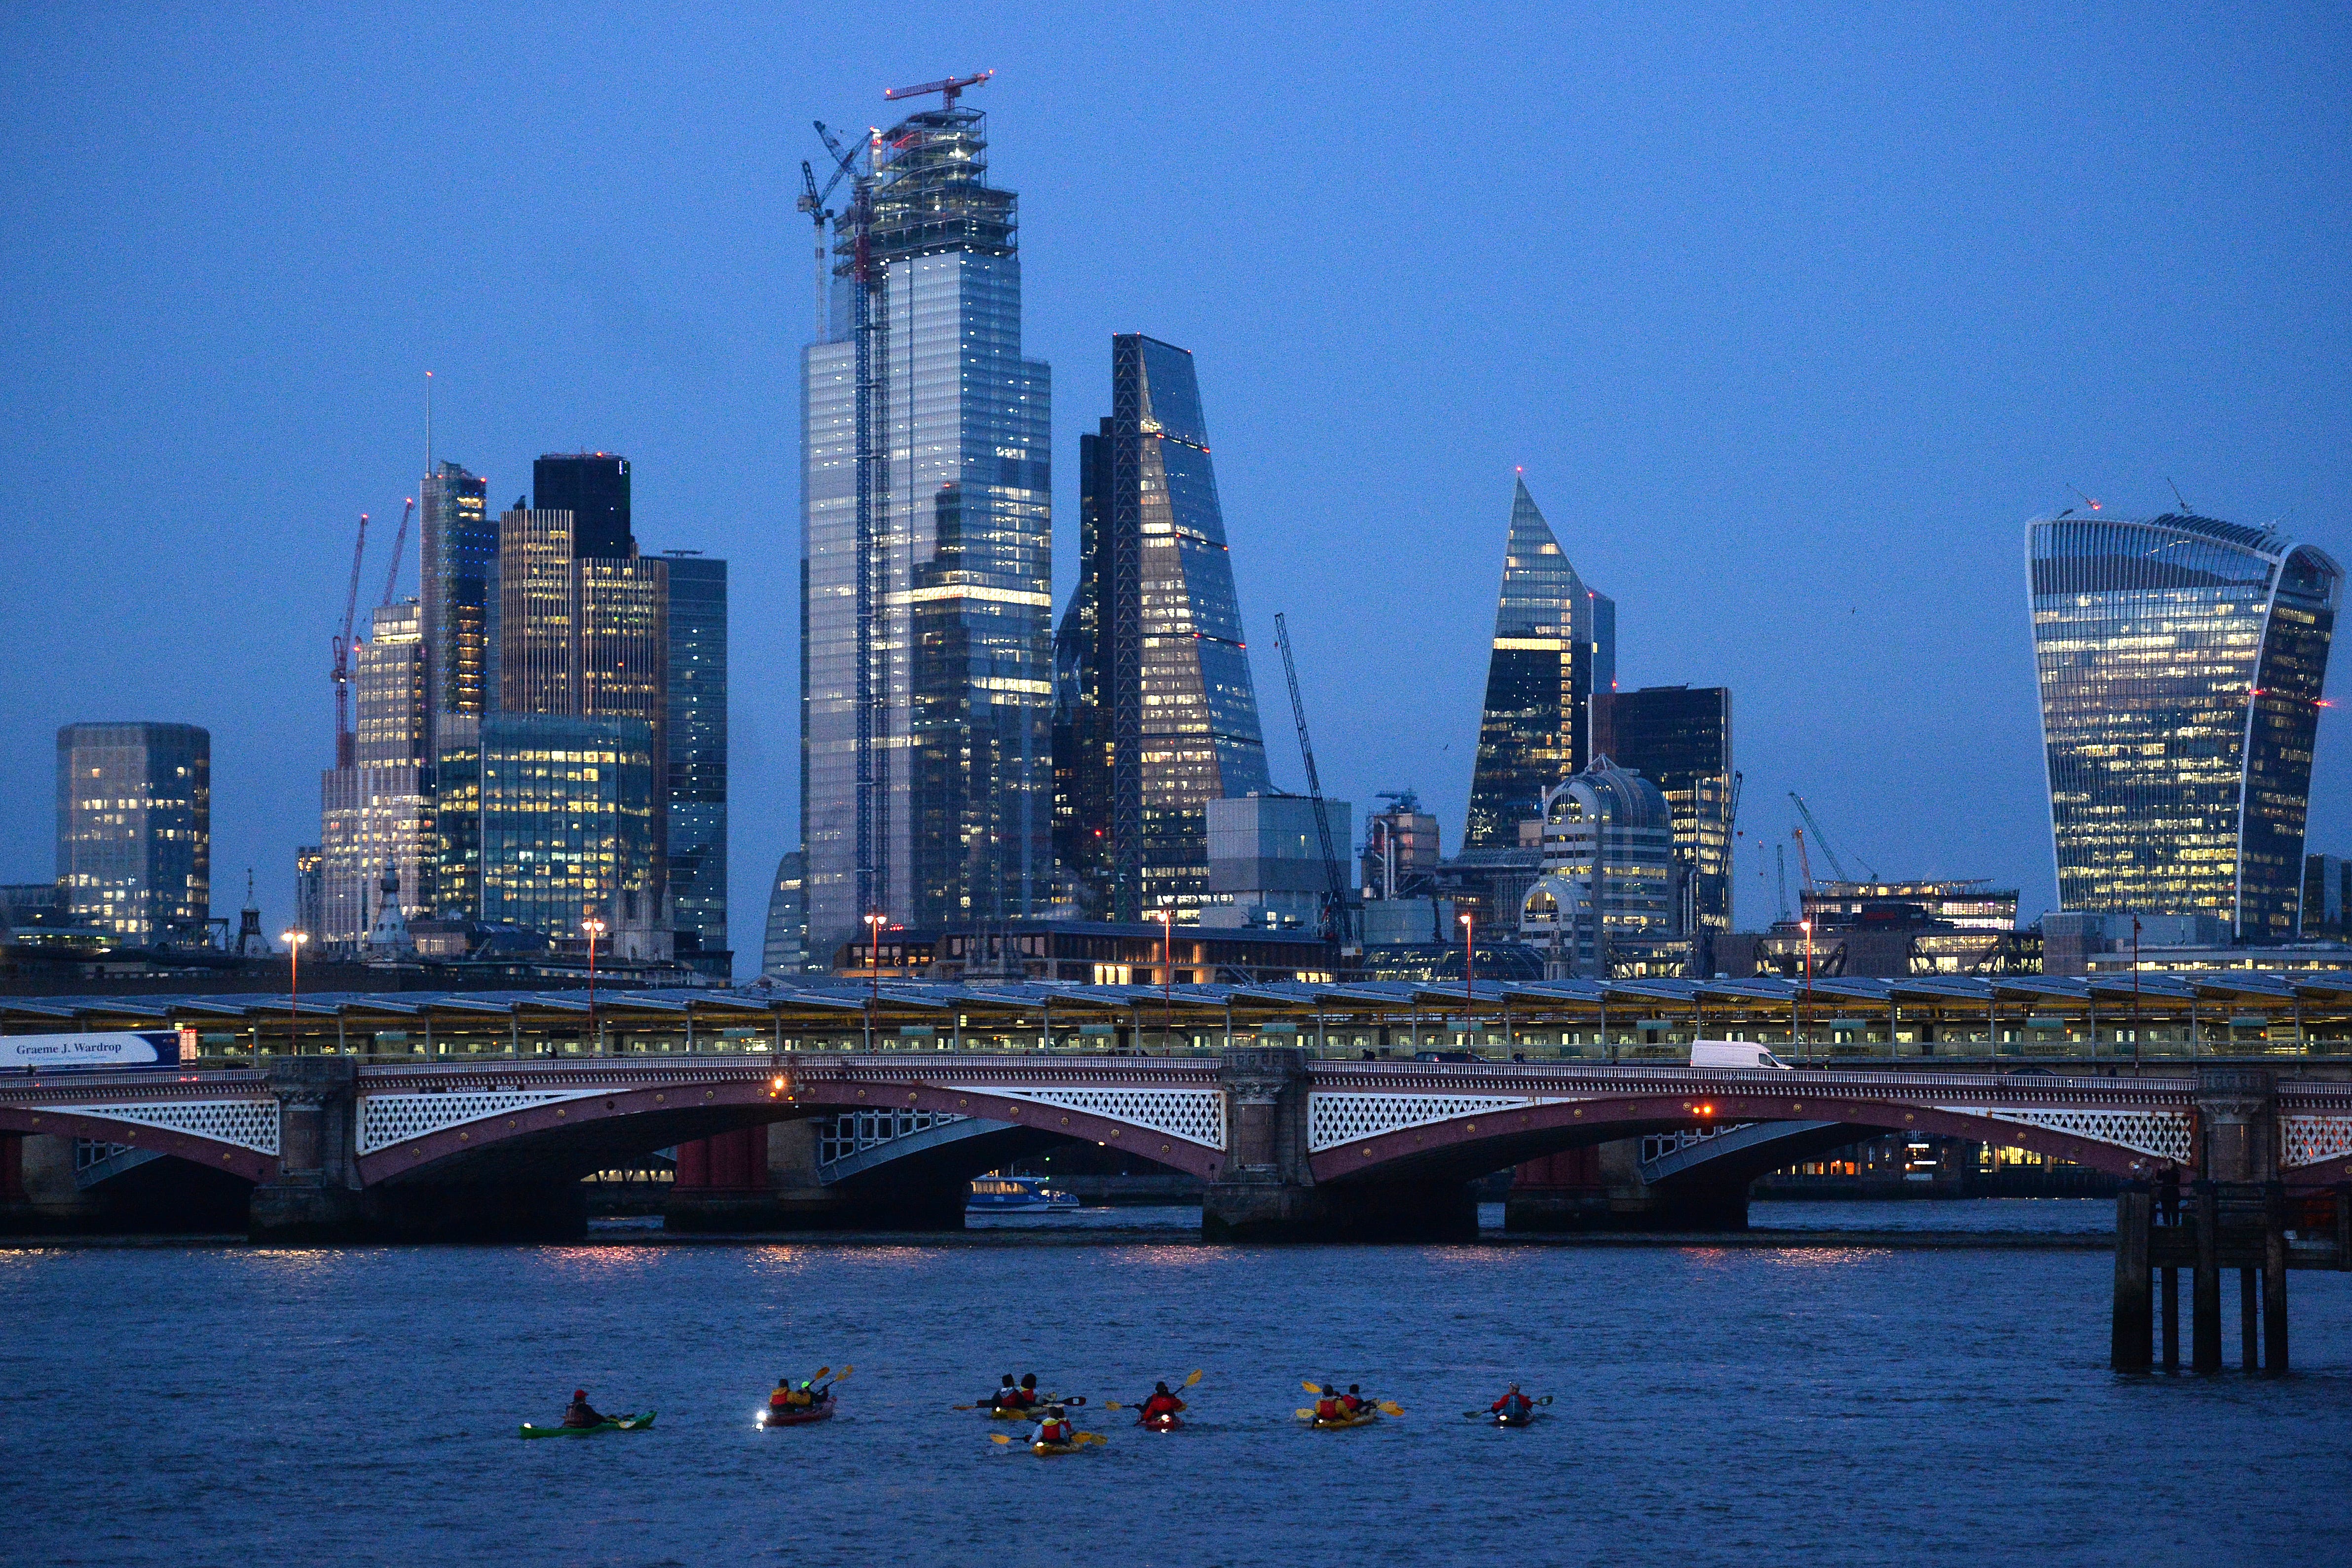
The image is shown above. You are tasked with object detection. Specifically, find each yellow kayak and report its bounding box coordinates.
[1304,1409,1381,1429]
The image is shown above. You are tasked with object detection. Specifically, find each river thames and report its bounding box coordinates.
[5,1203,2349,1567]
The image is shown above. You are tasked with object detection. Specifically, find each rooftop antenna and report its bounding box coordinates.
[2165,477,2192,513]
[425,370,433,477]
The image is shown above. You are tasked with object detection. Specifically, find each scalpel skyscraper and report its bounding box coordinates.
[800,80,1052,964]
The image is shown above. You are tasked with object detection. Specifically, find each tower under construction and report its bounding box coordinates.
[800,77,1052,964]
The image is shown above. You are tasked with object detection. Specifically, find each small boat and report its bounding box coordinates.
[1031,1438,1083,1456]
[968,1174,1080,1212]
[1490,1408,1541,1428]
[1138,1411,1183,1431]
[759,1395,836,1427]
[1303,1409,1380,1430]
[520,1412,655,1439]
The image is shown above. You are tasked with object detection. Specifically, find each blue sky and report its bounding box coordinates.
[3,1,2347,945]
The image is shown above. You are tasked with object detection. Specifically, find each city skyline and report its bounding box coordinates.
[3,8,2347,943]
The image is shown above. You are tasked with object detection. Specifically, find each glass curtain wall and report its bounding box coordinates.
[2030,511,2340,936]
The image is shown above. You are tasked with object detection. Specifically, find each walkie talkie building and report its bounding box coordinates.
[2029,510,2340,937]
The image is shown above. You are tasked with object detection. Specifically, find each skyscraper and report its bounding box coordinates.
[1054,336,1271,921]
[533,453,633,559]
[319,600,431,944]
[474,714,657,944]
[1464,479,1616,847]
[420,459,492,747]
[56,722,209,945]
[762,850,809,976]
[801,94,1051,962]
[2029,509,2340,937]
[1594,685,1734,939]
[665,552,728,970]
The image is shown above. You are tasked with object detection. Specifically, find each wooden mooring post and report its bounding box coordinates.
[2111,1183,2153,1371]
[2158,1170,2180,1372]
[2192,1179,2223,1373]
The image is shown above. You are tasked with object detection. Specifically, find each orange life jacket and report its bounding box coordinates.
[1038,1419,1071,1444]
[1316,1397,1344,1420]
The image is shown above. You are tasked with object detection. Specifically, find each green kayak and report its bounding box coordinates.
[520,1412,656,1439]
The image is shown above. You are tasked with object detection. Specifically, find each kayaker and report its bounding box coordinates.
[1010,1373,1042,1410]
[1314,1385,1345,1422]
[1034,1404,1076,1448]
[1491,1383,1533,1419]
[988,1374,1020,1412]
[1340,1384,1370,1416]
[562,1388,610,1429]
[1139,1381,1186,1422]
[771,1378,815,1412]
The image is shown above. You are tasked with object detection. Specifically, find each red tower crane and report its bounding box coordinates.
[331,512,369,767]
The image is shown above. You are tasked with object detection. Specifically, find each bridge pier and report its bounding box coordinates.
[2140,1067,2296,1376]
[248,1057,374,1242]
[1201,1047,1474,1242]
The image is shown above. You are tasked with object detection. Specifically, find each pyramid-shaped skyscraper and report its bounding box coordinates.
[1464,478,1615,848]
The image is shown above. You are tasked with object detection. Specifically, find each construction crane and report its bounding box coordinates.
[1787,792,1875,884]
[331,512,370,768]
[798,123,861,337]
[375,496,414,609]
[1273,613,1352,951]
[882,70,992,110]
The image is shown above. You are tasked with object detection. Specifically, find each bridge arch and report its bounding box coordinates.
[1304,1086,2189,1189]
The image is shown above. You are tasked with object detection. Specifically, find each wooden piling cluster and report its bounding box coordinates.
[2113,1174,2347,1374]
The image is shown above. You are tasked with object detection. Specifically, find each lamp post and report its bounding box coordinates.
[581,916,607,1054]
[279,929,307,1059]
[1460,910,1476,1048]
[863,914,886,1051]
[1798,916,1814,1063]
[1157,904,1176,1054]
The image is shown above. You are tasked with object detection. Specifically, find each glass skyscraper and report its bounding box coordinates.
[474,713,657,944]
[1053,335,1270,921]
[420,459,492,747]
[56,722,210,945]
[1594,685,1734,938]
[2029,510,2340,937]
[664,552,727,969]
[1465,478,1615,848]
[801,99,1051,963]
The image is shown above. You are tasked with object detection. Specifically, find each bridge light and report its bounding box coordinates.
[1698,1102,1715,1116]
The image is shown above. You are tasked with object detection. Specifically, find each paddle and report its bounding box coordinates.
[955,1389,1084,1411]
[988,1430,1107,1449]
[1107,1368,1204,1411]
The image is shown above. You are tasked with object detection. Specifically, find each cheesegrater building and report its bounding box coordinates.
[800,91,1052,965]
[1053,335,1272,922]
[2029,509,2340,938]
[1464,478,1616,848]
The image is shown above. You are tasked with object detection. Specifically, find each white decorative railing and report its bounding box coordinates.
[46,1099,280,1156]
[1307,1093,1568,1153]
[1933,1105,2193,1163]
[950,1085,1227,1151]
[356,1089,608,1156]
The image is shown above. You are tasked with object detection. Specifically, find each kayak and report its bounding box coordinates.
[1032,1439,1083,1456]
[1137,1412,1183,1432]
[520,1412,655,1439]
[988,1404,1038,1421]
[759,1395,836,1427]
[1491,1409,1541,1428]
[1303,1409,1380,1429]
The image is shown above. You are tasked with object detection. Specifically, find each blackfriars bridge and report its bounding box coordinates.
[6,973,2352,1248]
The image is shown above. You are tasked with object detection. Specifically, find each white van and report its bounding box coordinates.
[1688,1040,1794,1071]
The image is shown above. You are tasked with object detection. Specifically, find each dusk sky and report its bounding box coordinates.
[4,2,2347,945]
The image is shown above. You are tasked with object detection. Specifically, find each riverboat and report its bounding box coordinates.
[967,1174,1080,1212]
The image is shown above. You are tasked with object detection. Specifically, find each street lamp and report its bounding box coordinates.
[279,929,307,1059]
[1157,904,1176,1054]
[1798,917,1815,1062]
[863,914,886,1052]
[582,916,607,1054]
[1460,911,1476,1046]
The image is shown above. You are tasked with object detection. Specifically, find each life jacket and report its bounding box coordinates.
[1315,1397,1344,1420]
[1340,1394,1366,1413]
[1493,1393,1529,1414]
[1143,1394,1183,1419]
[769,1388,794,1409]
[1038,1419,1071,1444]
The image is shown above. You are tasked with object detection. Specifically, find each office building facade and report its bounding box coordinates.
[533,453,633,559]
[1201,793,1352,932]
[473,714,657,945]
[317,600,434,946]
[421,459,493,746]
[1518,757,1678,975]
[665,553,728,970]
[762,850,810,977]
[56,722,210,945]
[1594,685,1734,937]
[1054,336,1271,922]
[1465,479,1615,847]
[2029,510,2340,937]
[801,99,1051,962]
